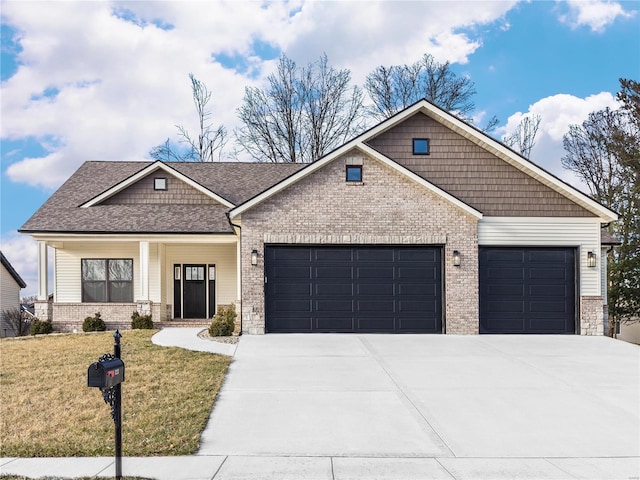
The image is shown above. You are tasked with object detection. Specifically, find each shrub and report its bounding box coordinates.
[131,311,154,329]
[82,312,106,332]
[30,318,53,335]
[208,304,236,337]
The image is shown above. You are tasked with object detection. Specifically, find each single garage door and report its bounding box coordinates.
[479,247,576,334]
[265,246,442,333]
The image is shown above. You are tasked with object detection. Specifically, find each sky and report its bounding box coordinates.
[1,0,639,297]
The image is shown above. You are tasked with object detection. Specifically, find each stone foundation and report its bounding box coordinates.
[580,296,604,335]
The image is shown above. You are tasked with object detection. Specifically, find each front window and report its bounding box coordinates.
[82,259,133,302]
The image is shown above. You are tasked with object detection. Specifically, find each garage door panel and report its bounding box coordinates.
[487,267,525,280]
[316,266,353,279]
[358,300,395,312]
[358,283,393,295]
[275,266,311,279]
[315,249,353,261]
[315,316,354,331]
[529,285,567,296]
[487,284,524,296]
[316,283,353,296]
[480,247,575,334]
[398,266,435,279]
[271,247,312,261]
[398,283,435,295]
[266,246,442,333]
[275,283,311,295]
[529,300,571,313]
[400,300,437,313]
[357,249,395,261]
[529,267,568,280]
[358,266,394,279]
[273,300,312,312]
[357,317,395,331]
[316,300,353,312]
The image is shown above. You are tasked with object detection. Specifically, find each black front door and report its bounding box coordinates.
[183,265,206,318]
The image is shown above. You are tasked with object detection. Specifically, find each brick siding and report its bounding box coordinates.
[51,302,161,332]
[240,152,479,334]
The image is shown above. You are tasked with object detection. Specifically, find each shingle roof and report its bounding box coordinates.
[19,161,304,234]
[601,228,621,246]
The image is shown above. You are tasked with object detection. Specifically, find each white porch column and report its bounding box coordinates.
[37,241,48,301]
[139,241,149,301]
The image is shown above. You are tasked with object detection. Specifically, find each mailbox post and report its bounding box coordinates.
[87,330,124,480]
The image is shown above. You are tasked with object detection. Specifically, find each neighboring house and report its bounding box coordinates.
[0,251,27,337]
[20,99,618,335]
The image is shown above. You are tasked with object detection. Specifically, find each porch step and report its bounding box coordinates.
[155,320,210,329]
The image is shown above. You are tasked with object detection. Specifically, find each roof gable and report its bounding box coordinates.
[81,161,235,209]
[360,100,617,222]
[229,143,483,219]
[1,251,26,289]
[230,99,617,221]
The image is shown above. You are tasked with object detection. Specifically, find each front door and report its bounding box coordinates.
[183,265,206,318]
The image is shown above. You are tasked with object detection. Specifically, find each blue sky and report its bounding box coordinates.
[1,0,638,296]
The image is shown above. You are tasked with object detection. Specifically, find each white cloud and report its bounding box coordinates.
[500,91,619,190]
[0,232,42,298]
[1,0,518,189]
[558,0,636,32]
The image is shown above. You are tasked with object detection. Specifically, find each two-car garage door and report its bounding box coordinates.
[265,246,442,333]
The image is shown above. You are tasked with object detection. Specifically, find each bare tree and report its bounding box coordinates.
[365,53,497,130]
[150,73,227,162]
[503,114,541,158]
[1,307,30,337]
[235,54,366,163]
[562,83,640,335]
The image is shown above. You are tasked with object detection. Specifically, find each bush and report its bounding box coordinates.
[208,304,236,337]
[82,312,106,332]
[30,318,53,335]
[131,311,154,329]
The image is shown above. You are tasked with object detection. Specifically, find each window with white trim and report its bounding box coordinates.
[82,259,133,303]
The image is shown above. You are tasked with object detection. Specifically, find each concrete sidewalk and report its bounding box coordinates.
[2,330,639,479]
[2,454,639,479]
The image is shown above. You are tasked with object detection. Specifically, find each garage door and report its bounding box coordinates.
[265,246,442,333]
[479,247,576,334]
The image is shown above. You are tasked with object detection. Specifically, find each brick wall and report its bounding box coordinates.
[240,152,479,334]
[52,302,161,332]
[580,296,604,335]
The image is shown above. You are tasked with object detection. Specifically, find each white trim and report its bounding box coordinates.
[37,241,48,301]
[30,233,239,245]
[80,161,235,209]
[139,241,149,301]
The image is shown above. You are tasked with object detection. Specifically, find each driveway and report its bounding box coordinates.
[198,334,639,478]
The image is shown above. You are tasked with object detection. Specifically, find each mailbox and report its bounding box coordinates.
[88,358,125,388]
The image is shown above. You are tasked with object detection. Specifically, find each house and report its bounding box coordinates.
[20,99,618,335]
[1,251,27,337]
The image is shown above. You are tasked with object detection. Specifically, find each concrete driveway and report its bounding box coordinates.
[198,334,639,479]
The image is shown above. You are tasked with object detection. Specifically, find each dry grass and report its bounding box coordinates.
[0,330,230,457]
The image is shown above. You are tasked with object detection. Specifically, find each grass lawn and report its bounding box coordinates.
[0,330,230,457]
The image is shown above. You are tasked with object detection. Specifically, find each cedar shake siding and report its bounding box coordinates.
[366,113,594,217]
[102,172,218,205]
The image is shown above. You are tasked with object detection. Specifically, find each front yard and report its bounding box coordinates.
[0,330,230,457]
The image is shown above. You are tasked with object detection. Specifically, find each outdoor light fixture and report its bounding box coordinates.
[251,249,259,266]
[587,251,596,268]
[453,250,461,267]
